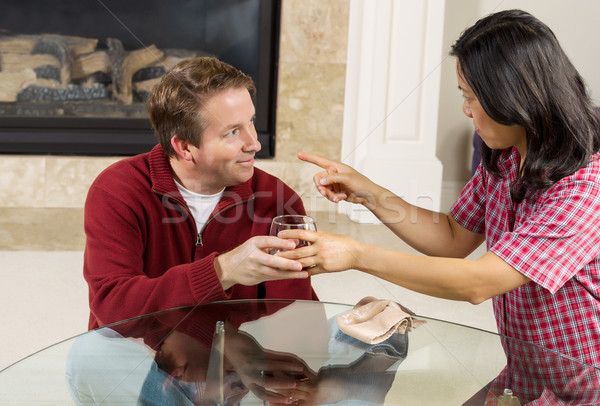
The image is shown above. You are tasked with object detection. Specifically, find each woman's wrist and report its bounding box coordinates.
[351,240,369,271]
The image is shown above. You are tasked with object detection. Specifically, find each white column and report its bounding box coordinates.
[341,0,446,223]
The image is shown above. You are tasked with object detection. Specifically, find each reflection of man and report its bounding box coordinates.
[67,301,313,405]
[84,57,317,329]
[67,301,408,406]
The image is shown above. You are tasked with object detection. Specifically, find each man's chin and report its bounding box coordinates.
[234,166,255,185]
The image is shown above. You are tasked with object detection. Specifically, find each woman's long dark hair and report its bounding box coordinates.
[451,9,600,203]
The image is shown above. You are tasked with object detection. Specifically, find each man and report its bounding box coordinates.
[84,57,316,330]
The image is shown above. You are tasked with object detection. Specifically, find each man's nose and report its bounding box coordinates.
[241,126,261,152]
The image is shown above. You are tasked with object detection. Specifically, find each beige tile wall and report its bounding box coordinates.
[276,0,348,162]
[0,0,349,211]
[0,156,120,208]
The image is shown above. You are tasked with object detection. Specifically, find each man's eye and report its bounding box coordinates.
[250,116,256,125]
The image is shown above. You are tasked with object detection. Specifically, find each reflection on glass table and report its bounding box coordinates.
[0,299,598,405]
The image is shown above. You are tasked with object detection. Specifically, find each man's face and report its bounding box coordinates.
[186,87,261,194]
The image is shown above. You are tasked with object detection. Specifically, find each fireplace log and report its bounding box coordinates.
[0,34,96,54]
[62,35,98,57]
[107,38,163,105]
[0,69,36,102]
[132,77,161,95]
[0,53,60,72]
[131,54,198,82]
[72,51,111,80]
[32,35,73,86]
[131,66,166,82]
[34,65,61,81]
[0,35,37,54]
[0,35,100,81]
[131,50,210,83]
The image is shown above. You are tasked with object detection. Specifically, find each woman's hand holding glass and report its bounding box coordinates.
[273,153,383,274]
[276,229,362,274]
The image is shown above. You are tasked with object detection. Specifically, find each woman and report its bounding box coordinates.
[280,9,600,403]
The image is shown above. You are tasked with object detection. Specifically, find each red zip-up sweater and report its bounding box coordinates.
[84,145,318,329]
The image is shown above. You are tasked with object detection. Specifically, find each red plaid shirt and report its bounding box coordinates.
[451,147,600,402]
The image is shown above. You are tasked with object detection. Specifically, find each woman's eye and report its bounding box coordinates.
[225,129,238,137]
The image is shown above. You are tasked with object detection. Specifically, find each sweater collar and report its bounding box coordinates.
[148,144,254,202]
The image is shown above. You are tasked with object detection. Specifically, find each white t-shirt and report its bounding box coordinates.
[175,180,224,233]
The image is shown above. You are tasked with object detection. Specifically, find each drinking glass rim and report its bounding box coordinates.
[271,215,315,226]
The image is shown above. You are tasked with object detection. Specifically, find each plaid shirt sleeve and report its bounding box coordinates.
[491,169,600,294]
[450,163,488,234]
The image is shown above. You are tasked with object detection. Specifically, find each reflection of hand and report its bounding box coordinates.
[214,236,308,290]
[247,368,318,405]
[277,229,363,274]
[298,152,384,209]
[309,352,402,405]
[263,353,401,405]
[224,328,317,404]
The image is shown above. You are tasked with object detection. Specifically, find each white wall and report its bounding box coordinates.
[437,0,600,208]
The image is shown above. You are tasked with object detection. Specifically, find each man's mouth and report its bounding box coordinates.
[238,156,255,165]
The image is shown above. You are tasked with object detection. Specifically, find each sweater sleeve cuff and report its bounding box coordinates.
[188,252,230,304]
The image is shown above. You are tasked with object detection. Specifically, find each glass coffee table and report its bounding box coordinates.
[0,299,598,405]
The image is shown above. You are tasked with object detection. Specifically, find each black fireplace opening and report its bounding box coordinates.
[0,0,280,158]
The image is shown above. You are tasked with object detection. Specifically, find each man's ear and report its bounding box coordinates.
[170,135,193,161]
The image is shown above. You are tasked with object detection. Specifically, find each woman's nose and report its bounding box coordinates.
[462,102,472,118]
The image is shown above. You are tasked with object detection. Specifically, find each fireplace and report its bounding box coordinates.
[0,0,280,158]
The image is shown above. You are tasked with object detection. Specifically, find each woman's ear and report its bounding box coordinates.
[170,135,193,161]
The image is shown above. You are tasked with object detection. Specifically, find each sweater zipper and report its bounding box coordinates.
[153,190,200,245]
[196,197,252,246]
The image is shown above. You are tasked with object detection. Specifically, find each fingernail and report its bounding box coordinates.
[319,178,327,185]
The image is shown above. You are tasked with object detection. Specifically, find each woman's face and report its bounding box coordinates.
[456,61,527,158]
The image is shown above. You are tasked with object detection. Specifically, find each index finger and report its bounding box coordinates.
[253,235,297,251]
[297,152,336,170]
[278,229,318,243]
